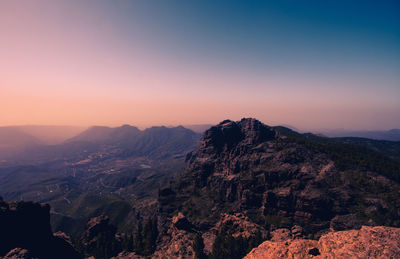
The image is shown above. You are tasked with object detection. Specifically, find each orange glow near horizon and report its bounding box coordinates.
[1,1,399,131]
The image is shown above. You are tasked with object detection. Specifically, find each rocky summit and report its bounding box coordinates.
[159,118,400,255]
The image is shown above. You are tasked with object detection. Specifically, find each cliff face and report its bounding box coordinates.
[0,198,81,259]
[159,118,400,237]
[244,226,400,259]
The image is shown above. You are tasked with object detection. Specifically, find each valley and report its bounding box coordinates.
[1,119,400,258]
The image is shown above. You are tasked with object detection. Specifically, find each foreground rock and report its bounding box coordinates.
[0,198,81,259]
[244,226,400,259]
[152,213,196,259]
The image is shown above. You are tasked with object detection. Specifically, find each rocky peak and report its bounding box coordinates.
[192,118,276,157]
[186,118,278,179]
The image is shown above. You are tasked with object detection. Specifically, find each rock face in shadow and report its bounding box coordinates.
[79,215,120,259]
[0,198,81,259]
[159,118,400,239]
[244,226,400,259]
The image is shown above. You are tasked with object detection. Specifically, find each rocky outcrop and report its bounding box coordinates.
[202,213,268,254]
[2,248,34,259]
[0,199,81,259]
[160,118,400,238]
[79,215,120,259]
[172,212,195,232]
[244,226,400,259]
[152,214,196,259]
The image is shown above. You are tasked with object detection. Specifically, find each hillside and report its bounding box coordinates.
[0,125,201,239]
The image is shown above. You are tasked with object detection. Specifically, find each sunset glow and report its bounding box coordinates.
[1,0,399,130]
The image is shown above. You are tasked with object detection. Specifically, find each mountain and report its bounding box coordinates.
[159,118,400,240]
[67,125,201,159]
[66,125,136,144]
[184,124,214,133]
[0,127,42,149]
[0,127,42,161]
[0,125,201,166]
[2,118,400,258]
[13,125,86,145]
[321,129,400,141]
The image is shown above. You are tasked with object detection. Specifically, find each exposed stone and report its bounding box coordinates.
[152,223,196,259]
[164,118,400,239]
[3,248,34,259]
[202,213,268,254]
[244,226,400,259]
[329,214,362,231]
[172,212,195,232]
[270,228,291,242]
[79,215,119,258]
[0,200,81,259]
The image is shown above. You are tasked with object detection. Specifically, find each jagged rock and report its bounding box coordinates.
[152,222,196,259]
[0,200,81,259]
[244,226,400,259]
[2,248,34,259]
[111,251,144,259]
[270,228,291,242]
[291,225,303,239]
[329,214,362,231]
[172,212,194,232]
[54,231,74,247]
[79,215,120,258]
[162,118,400,239]
[201,213,268,254]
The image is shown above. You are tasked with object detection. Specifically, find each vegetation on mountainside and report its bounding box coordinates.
[121,216,159,256]
[275,127,400,182]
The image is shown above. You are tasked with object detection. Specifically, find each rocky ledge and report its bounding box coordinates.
[244,226,400,259]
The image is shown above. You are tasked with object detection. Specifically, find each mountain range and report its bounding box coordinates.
[1,118,400,258]
[317,129,400,141]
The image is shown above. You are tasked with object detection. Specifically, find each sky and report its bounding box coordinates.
[1,0,399,130]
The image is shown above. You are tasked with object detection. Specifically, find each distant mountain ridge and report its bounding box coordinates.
[321,129,400,141]
[0,127,42,149]
[66,124,201,159]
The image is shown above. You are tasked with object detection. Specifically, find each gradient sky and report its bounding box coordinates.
[1,0,399,130]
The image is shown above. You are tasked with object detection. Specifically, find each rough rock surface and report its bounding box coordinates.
[172,212,195,232]
[111,251,144,259]
[79,215,119,258]
[244,226,400,259]
[159,118,400,238]
[0,199,81,259]
[202,213,268,254]
[2,248,34,259]
[152,221,196,259]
